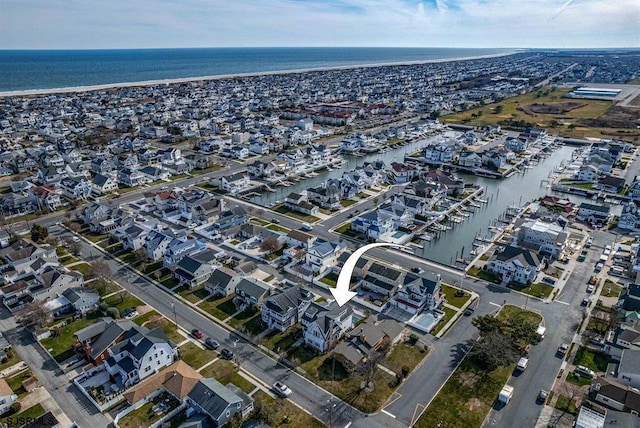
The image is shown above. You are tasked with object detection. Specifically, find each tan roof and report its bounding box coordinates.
[123,360,203,405]
[0,378,12,396]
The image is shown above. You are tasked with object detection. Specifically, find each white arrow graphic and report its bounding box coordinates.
[330,242,410,306]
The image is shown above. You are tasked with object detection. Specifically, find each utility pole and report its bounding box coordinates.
[171,301,178,327]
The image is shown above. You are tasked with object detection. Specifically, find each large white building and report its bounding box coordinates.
[515,219,568,259]
[486,245,544,285]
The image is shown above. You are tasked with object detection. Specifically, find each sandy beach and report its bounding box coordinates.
[0,51,520,98]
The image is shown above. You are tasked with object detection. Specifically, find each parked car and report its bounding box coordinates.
[220,348,234,360]
[581,297,589,307]
[271,218,280,224]
[586,284,595,293]
[272,381,292,398]
[537,389,549,404]
[204,337,220,350]
[72,236,80,242]
[575,365,595,378]
[464,306,475,316]
[411,267,424,274]
[191,329,204,339]
[542,277,556,285]
[557,343,569,355]
[121,307,139,319]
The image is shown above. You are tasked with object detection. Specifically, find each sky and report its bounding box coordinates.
[1,0,638,49]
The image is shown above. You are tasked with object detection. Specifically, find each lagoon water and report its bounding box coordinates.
[0,47,511,92]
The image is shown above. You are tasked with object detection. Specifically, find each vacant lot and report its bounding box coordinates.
[441,87,639,140]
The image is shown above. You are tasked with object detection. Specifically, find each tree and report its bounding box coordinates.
[19,301,50,328]
[260,237,281,254]
[360,351,386,389]
[134,248,148,270]
[89,259,111,281]
[106,307,119,319]
[472,314,505,334]
[68,241,81,256]
[68,222,82,234]
[494,104,503,114]
[30,224,49,243]
[469,330,519,371]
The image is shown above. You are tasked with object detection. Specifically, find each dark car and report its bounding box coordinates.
[204,337,220,350]
[271,218,280,224]
[537,389,549,404]
[191,329,204,339]
[464,306,475,316]
[581,297,589,307]
[411,267,424,274]
[221,348,235,360]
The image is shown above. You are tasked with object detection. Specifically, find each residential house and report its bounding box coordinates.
[617,349,640,389]
[504,136,528,153]
[351,210,395,240]
[90,158,116,176]
[204,267,238,297]
[0,378,18,416]
[163,237,201,269]
[486,245,544,285]
[424,141,455,163]
[388,162,417,184]
[284,192,319,216]
[577,202,611,226]
[333,321,395,372]
[122,360,202,408]
[575,165,599,182]
[144,229,176,261]
[38,266,84,292]
[390,272,442,314]
[91,174,119,195]
[422,170,464,195]
[103,326,176,388]
[305,240,345,274]
[514,219,568,259]
[61,287,100,315]
[458,151,482,168]
[186,378,253,427]
[233,278,271,311]
[260,285,313,333]
[302,301,353,353]
[285,229,316,252]
[115,223,152,251]
[599,175,626,194]
[174,254,213,288]
[589,376,640,414]
[75,318,149,364]
[220,172,250,195]
[30,185,63,211]
[247,160,275,178]
[307,185,340,210]
[362,262,402,297]
[619,202,640,232]
[0,193,36,217]
[334,252,369,279]
[214,206,248,233]
[59,177,92,200]
[0,239,58,281]
[117,168,149,188]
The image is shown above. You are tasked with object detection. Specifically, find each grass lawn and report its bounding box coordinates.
[265,224,290,233]
[200,360,255,393]
[61,255,80,266]
[159,275,179,288]
[441,284,471,308]
[86,233,109,243]
[177,285,210,304]
[6,369,34,398]
[569,182,594,190]
[497,305,543,327]
[297,353,398,413]
[146,318,184,344]
[71,263,91,276]
[507,282,554,299]
[334,223,358,237]
[263,325,302,353]
[179,342,218,370]
[566,372,593,387]
[238,315,266,337]
[382,341,429,375]
[415,358,513,428]
[251,217,270,226]
[341,199,357,207]
[0,349,22,371]
[117,400,166,428]
[273,205,320,223]
[41,313,102,362]
[133,310,161,326]
[466,266,500,283]
[89,280,122,297]
[572,346,609,372]
[117,252,137,265]
[431,306,458,336]
[252,390,325,428]
[587,318,608,334]
[104,291,144,314]
[319,272,338,287]
[229,307,260,329]
[0,403,46,426]
[141,260,163,275]
[555,394,579,415]
[199,295,237,320]
[602,280,623,298]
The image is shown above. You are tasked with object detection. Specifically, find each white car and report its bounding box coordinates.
[72,236,80,242]
[586,284,595,293]
[273,381,292,398]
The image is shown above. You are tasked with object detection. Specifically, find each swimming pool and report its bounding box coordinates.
[392,231,406,239]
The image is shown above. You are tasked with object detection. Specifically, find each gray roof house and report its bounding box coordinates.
[186,378,253,427]
[174,255,214,289]
[260,285,313,333]
[204,267,239,297]
[61,287,100,315]
[234,279,271,311]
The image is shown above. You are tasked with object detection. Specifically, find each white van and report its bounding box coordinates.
[301,222,313,231]
[516,357,529,372]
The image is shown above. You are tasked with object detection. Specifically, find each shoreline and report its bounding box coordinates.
[0,50,520,97]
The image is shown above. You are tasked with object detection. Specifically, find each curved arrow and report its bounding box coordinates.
[331,242,410,306]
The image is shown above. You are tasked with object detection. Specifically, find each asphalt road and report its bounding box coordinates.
[0,306,111,428]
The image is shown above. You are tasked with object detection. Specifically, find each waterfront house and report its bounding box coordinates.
[576,202,611,226]
[260,285,313,333]
[307,184,341,210]
[219,173,250,194]
[247,160,275,178]
[301,301,353,353]
[504,136,528,153]
[486,245,543,285]
[284,192,319,216]
[598,175,626,194]
[351,210,395,240]
[575,165,599,182]
[514,219,568,259]
[619,202,640,232]
[388,162,417,184]
[458,151,482,168]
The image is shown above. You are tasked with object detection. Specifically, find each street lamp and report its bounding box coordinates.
[171,301,178,327]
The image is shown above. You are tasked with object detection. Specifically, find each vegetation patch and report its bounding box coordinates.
[132,310,161,326]
[273,205,320,223]
[382,341,429,375]
[104,291,144,314]
[146,317,183,344]
[319,272,339,287]
[200,360,255,393]
[179,342,217,370]
[572,346,609,373]
[251,390,325,428]
[507,282,554,299]
[441,284,471,308]
[41,312,102,362]
[263,325,302,353]
[430,306,458,336]
[199,295,237,320]
[266,224,290,233]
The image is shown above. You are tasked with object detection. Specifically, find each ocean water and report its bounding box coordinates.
[0,47,512,92]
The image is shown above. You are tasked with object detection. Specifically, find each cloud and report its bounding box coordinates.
[0,0,638,48]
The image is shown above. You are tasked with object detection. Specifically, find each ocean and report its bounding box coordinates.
[0,47,513,92]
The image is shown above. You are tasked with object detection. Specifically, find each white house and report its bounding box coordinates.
[574,165,599,182]
[390,272,442,314]
[302,302,353,353]
[219,173,250,194]
[260,285,313,333]
[515,219,568,259]
[486,245,543,285]
[576,202,611,226]
[305,240,346,274]
[619,202,640,232]
[0,379,17,416]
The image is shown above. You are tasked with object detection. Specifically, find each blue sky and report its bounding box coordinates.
[0,0,638,49]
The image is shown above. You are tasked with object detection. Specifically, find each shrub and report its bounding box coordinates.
[401,366,410,378]
[10,402,21,413]
[106,307,120,319]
